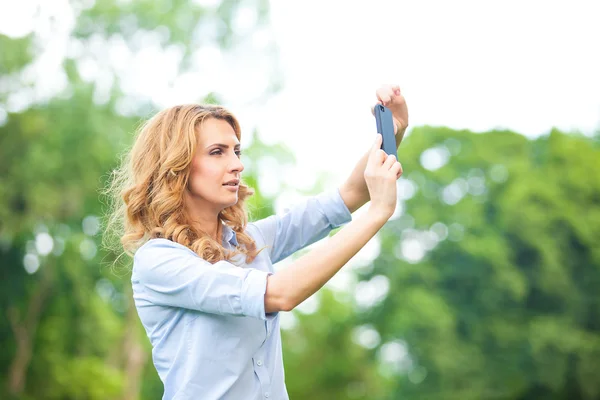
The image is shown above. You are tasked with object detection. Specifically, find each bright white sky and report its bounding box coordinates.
[265,0,600,185]
[1,0,599,188]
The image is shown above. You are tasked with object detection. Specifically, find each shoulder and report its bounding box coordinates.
[133,239,198,276]
[245,221,271,248]
[135,238,197,258]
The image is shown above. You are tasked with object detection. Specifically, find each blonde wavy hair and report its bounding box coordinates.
[104,104,262,265]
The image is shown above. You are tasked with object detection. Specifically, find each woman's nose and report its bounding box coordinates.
[230,154,244,173]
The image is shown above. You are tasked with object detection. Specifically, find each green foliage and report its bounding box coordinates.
[282,289,395,400]
[0,34,34,75]
[358,126,600,399]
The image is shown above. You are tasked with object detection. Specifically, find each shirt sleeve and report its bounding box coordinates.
[133,239,273,320]
[250,188,352,264]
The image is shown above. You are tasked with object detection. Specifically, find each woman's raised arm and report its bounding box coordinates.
[265,134,403,312]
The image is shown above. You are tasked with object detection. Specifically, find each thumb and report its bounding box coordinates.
[368,134,383,167]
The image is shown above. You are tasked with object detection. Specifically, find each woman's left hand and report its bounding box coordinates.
[374,84,409,136]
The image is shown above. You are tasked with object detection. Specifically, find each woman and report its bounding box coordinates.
[106,85,408,399]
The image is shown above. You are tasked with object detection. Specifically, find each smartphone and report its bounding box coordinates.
[374,104,397,159]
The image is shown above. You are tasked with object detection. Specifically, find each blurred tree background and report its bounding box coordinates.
[1,1,599,400]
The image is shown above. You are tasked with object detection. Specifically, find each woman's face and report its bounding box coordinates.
[187,117,244,213]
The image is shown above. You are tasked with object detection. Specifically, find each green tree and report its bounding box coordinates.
[359,127,600,399]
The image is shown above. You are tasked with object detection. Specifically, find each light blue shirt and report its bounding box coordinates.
[132,189,352,400]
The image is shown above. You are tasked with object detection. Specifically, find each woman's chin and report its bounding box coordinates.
[222,195,238,208]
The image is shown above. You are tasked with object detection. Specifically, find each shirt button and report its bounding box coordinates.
[256,360,263,366]
[264,392,270,398]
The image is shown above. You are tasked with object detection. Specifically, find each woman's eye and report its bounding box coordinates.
[210,149,241,156]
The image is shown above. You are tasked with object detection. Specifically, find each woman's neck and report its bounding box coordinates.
[184,194,222,243]
[195,218,221,243]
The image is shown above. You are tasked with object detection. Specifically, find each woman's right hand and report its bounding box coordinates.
[364,134,403,220]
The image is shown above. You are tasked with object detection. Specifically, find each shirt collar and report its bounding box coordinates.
[221,224,239,247]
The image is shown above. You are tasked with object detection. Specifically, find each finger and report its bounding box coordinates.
[370,104,375,117]
[367,152,387,173]
[371,133,382,152]
[383,84,400,98]
[377,150,387,165]
[382,153,397,170]
[391,161,403,178]
[376,87,393,105]
[368,134,383,162]
[368,136,386,168]
[380,93,392,105]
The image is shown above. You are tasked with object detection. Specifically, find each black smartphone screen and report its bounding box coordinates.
[374,104,397,159]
